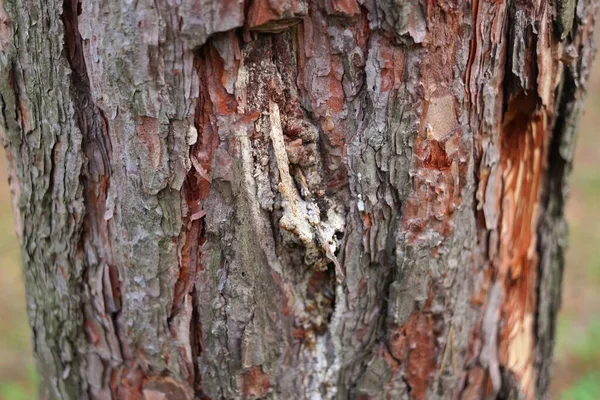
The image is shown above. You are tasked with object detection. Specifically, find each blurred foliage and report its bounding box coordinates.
[0,366,37,400]
[0,160,36,399]
[560,373,600,400]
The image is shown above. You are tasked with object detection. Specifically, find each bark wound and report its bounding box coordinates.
[167,49,219,397]
[497,93,548,398]
[186,20,351,395]
[460,0,590,397]
[269,100,344,277]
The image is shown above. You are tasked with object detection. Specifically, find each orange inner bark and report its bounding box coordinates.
[497,93,548,398]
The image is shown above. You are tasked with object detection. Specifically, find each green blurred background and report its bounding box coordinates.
[1,57,600,400]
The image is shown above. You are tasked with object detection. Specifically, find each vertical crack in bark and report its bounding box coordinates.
[189,286,206,398]
[165,47,213,397]
[61,0,121,395]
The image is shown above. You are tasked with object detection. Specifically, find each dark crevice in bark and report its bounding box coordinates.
[497,366,520,400]
[541,66,575,224]
[4,65,15,126]
[61,0,120,393]
[0,94,8,131]
[168,218,201,323]
[533,62,577,397]
[166,44,212,396]
[402,374,413,394]
[7,63,21,134]
[502,3,539,109]
[306,267,336,334]
[348,209,399,395]
[190,286,207,399]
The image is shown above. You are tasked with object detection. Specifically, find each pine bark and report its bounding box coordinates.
[0,0,596,399]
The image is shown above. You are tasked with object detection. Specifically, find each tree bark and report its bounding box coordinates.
[0,0,596,399]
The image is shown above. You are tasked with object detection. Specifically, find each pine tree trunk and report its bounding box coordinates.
[0,0,596,399]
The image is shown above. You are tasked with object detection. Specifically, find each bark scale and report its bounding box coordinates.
[0,0,596,399]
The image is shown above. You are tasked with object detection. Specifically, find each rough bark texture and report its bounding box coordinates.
[0,0,596,399]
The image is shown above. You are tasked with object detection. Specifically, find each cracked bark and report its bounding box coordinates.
[0,0,596,399]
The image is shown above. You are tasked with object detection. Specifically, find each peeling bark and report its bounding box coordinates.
[0,0,596,399]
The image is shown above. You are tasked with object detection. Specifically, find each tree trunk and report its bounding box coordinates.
[0,0,596,398]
